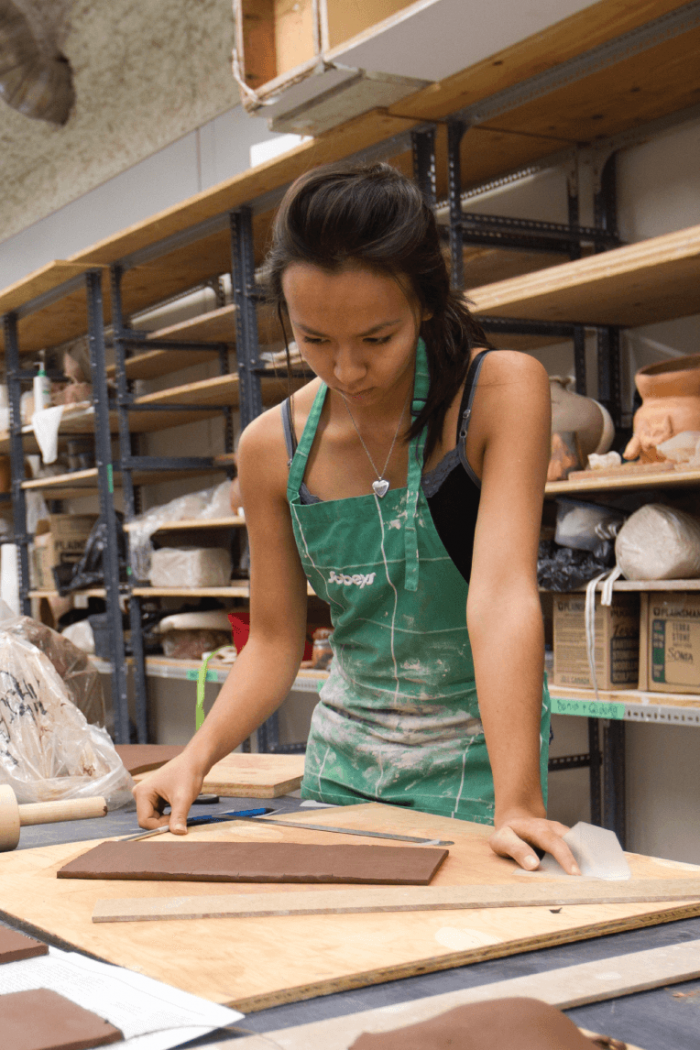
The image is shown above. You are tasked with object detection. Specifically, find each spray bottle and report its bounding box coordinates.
[33,351,51,413]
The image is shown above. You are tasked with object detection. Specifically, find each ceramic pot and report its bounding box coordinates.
[624,354,700,461]
[548,378,615,481]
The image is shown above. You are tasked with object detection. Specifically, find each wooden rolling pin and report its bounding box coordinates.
[0,784,107,851]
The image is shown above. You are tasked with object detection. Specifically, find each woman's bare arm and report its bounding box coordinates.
[466,352,580,874]
[133,406,309,832]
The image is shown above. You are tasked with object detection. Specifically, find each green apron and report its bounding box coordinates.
[287,340,550,824]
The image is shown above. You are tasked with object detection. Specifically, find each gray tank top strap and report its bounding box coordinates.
[282,397,296,465]
[456,350,491,481]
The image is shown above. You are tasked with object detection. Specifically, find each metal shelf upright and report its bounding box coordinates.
[2,271,132,742]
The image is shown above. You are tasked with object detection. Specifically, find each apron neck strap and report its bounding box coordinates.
[403,338,429,592]
[287,383,327,503]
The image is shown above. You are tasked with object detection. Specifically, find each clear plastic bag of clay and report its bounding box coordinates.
[2,614,107,728]
[554,498,626,561]
[128,481,232,581]
[0,601,134,807]
[615,503,700,580]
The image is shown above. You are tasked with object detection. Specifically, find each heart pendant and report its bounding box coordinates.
[372,479,390,498]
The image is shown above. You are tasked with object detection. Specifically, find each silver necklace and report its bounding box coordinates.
[340,387,411,498]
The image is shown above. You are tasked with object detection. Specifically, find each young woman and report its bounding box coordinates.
[134,163,578,874]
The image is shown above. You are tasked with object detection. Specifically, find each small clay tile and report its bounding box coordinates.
[115,744,184,776]
[0,926,48,964]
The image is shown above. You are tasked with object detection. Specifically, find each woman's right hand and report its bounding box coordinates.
[132,753,206,834]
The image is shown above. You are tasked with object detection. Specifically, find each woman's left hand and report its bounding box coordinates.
[489,811,581,875]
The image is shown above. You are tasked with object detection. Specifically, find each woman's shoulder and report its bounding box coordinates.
[237,378,323,464]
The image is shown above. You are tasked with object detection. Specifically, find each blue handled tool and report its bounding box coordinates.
[122,807,272,841]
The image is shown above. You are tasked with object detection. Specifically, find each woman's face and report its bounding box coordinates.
[281,263,422,407]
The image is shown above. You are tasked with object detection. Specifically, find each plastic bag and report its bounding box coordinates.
[537,540,613,592]
[615,504,700,580]
[3,614,106,727]
[128,482,233,582]
[555,498,626,562]
[0,600,133,806]
[57,512,128,595]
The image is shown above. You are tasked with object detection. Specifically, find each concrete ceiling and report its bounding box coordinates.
[0,0,238,245]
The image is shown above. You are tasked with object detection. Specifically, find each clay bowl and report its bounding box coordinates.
[635,353,700,399]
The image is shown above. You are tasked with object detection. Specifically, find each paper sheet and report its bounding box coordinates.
[0,945,243,1050]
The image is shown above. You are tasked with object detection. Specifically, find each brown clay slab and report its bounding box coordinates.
[115,744,184,775]
[0,988,123,1050]
[0,926,48,963]
[57,840,448,885]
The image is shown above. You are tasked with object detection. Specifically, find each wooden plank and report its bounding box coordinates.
[547,465,700,495]
[482,25,700,147]
[1,803,699,1011]
[131,585,250,598]
[92,876,700,923]
[123,516,245,533]
[227,940,700,1049]
[389,0,693,121]
[470,222,700,327]
[550,684,700,710]
[0,261,95,319]
[132,753,305,798]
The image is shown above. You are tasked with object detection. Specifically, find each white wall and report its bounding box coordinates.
[0,105,283,291]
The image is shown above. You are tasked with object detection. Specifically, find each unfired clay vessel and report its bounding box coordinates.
[625,353,700,461]
[548,378,615,481]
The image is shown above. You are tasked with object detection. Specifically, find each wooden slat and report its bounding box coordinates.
[93,877,700,923]
[470,222,700,326]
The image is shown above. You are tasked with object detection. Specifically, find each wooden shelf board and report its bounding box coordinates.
[470,222,700,328]
[546,467,700,495]
[131,585,251,597]
[22,468,98,491]
[29,588,106,599]
[389,0,692,122]
[21,467,227,493]
[550,684,700,711]
[124,516,244,533]
[543,580,700,594]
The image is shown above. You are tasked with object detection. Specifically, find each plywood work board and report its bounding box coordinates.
[132,753,306,797]
[0,803,699,1012]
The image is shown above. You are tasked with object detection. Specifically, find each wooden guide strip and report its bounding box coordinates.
[92,876,700,923]
[226,939,700,1050]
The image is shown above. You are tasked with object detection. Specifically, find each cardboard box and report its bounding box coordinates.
[642,592,700,694]
[30,514,97,591]
[552,593,639,690]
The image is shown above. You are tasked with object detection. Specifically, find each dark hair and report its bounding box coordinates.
[265,161,491,461]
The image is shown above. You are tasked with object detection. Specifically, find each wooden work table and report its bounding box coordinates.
[1,794,698,1049]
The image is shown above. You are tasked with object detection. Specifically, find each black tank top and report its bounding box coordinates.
[282,350,491,583]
